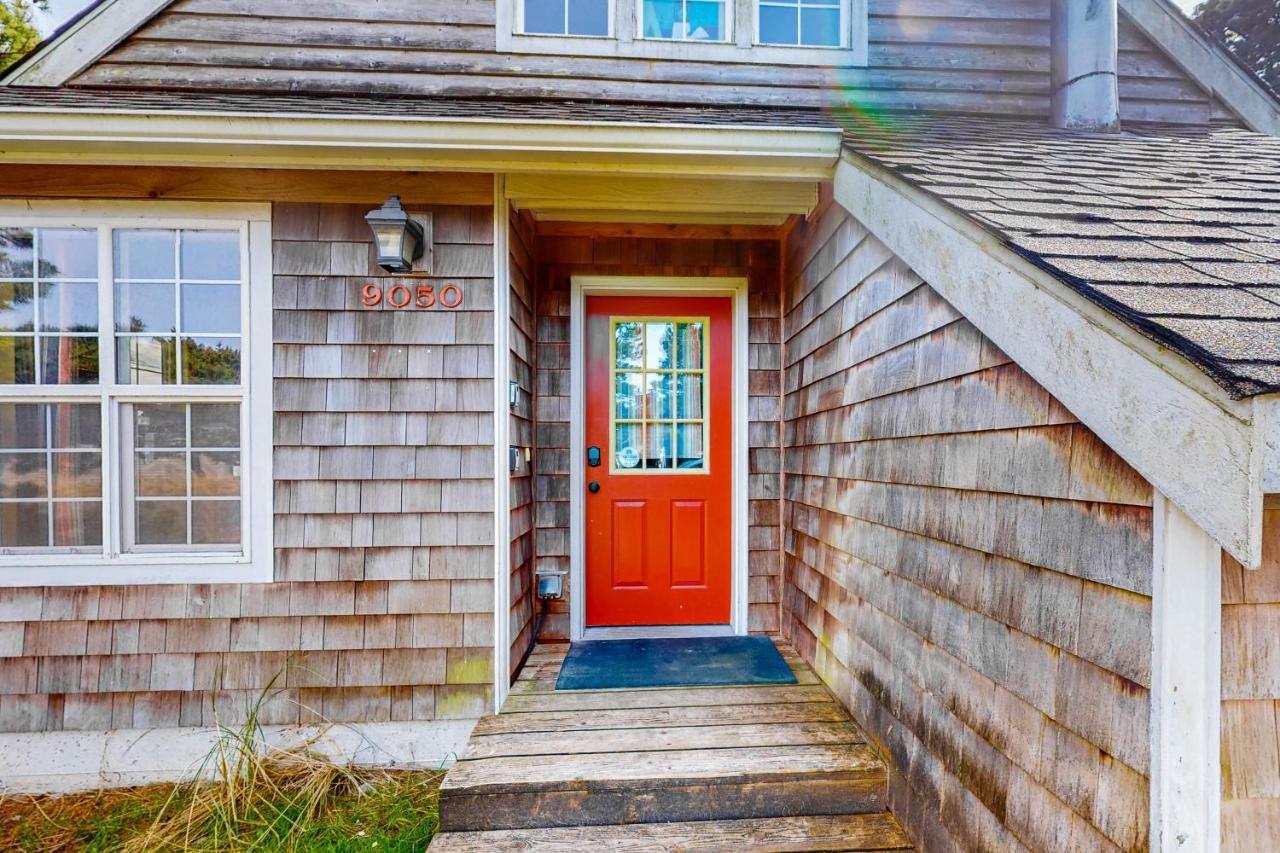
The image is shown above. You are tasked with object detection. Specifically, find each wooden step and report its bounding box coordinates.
[429,813,914,851]
[438,743,887,832]
[472,700,852,736]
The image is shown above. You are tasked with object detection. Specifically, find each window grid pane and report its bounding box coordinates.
[759,0,841,46]
[525,0,608,35]
[0,228,99,385]
[611,318,707,473]
[642,0,727,40]
[0,403,103,552]
[130,402,242,551]
[114,230,242,386]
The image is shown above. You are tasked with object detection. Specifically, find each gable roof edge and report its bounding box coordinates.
[1,0,173,88]
[1118,0,1280,136]
[834,151,1267,569]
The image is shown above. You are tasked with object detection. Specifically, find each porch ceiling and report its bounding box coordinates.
[505,174,819,226]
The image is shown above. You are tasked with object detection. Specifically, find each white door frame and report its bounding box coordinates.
[569,276,750,642]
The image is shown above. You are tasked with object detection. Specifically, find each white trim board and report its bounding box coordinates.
[834,156,1267,569]
[568,276,750,642]
[0,0,174,88]
[1257,394,1280,494]
[1119,0,1280,137]
[492,178,513,710]
[0,108,841,180]
[0,719,475,795]
[1150,493,1222,853]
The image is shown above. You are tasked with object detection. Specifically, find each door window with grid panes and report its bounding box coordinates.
[611,318,708,473]
[0,206,270,583]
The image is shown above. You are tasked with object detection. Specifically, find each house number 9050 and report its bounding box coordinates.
[361,283,463,309]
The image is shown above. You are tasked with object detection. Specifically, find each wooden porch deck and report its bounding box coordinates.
[429,641,912,851]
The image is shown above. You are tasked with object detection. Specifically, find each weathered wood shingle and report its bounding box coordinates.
[780,196,1154,852]
[1221,497,1280,852]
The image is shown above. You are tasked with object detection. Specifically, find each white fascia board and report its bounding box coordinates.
[1258,394,1280,494]
[1,0,174,87]
[0,108,841,179]
[835,154,1266,568]
[1119,0,1280,136]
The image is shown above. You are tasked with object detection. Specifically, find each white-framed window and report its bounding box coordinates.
[499,0,866,65]
[520,0,611,36]
[757,0,843,47]
[0,201,273,586]
[640,0,730,42]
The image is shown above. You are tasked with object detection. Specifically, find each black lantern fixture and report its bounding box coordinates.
[365,195,425,273]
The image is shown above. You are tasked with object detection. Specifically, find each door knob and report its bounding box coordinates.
[588,481,600,494]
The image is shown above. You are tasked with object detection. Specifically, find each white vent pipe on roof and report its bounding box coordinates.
[1050,0,1121,131]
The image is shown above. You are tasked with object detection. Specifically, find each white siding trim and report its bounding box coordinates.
[492,178,513,710]
[0,0,174,87]
[1150,492,1222,852]
[0,719,476,795]
[834,156,1267,569]
[1258,394,1280,494]
[0,109,842,180]
[568,276,750,641]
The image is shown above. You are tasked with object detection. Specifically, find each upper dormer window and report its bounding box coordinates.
[500,0,867,66]
[642,0,728,41]
[758,0,842,47]
[523,0,610,35]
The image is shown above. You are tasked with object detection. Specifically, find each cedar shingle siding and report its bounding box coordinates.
[1221,499,1280,850]
[508,209,537,674]
[0,202,496,731]
[780,199,1155,851]
[71,0,1224,124]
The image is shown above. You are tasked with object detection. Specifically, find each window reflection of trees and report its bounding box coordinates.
[611,319,706,471]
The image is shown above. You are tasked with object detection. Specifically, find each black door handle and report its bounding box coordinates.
[588,481,600,493]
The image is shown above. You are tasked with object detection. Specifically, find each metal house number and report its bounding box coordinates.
[360,283,464,309]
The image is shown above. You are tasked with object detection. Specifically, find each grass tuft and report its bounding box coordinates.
[0,672,443,852]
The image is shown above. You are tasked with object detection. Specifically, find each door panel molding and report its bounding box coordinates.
[569,276,749,642]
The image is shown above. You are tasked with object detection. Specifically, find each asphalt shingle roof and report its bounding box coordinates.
[0,88,838,128]
[1,88,1277,396]
[842,115,1280,398]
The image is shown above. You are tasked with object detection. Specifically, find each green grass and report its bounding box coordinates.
[0,769,442,852]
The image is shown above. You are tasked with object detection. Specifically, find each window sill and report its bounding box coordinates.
[500,30,866,66]
[0,556,272,587]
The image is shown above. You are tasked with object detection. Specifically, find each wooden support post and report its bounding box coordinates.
[493,176,512,710]
[1151,492,1222,852]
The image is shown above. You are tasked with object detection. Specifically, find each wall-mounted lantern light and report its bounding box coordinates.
[365,195,425,274]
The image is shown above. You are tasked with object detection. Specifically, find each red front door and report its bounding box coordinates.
[584,295,733,627]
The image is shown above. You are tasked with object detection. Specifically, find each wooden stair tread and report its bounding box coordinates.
[441,743,884,793]
[461,721,864,760]
[501,683,833,713]
[429,813,913,851]
[473,700,851,736]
